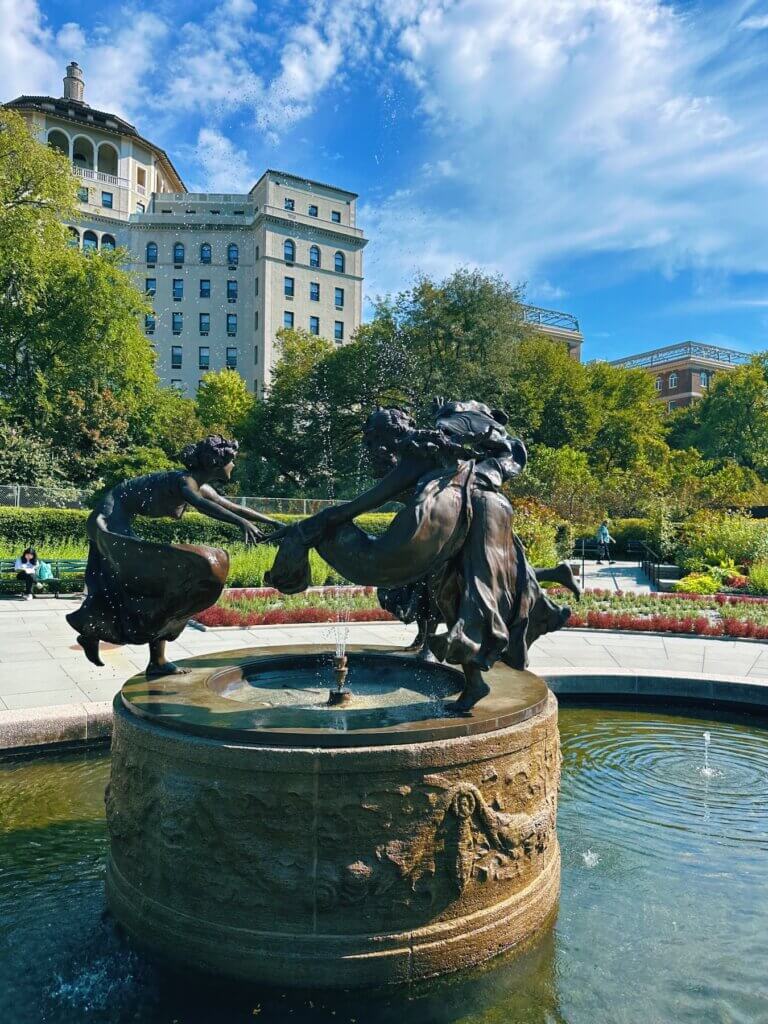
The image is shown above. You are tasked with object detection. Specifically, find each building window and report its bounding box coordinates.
[227,280,238,302]
[309,316,320,336]
[308,204,318,217]
[655,376,662,392]
[334,251,345,273]
[199,346,210,370]
[309,245,321,268]
[227,243,239,266]
[171,345,183,370]
[136,202,145,213]
[199,313,210,335]
[226,346,238,369]
[146,242,158,264]
[283,311,294,329]
[67,227,80,248]
[227,313,237,336]
[77,186,88,203]
[145,278,156,296]
[145,313,156,334]
[668,401,677,411]
[83,230,98,253]
[255,245,260,261]
[334,287,344,308]
[668,372,678,389]
[172,312,183,335]
[700,371,709,388]
[254,277,259,296]
[200,243,212,264]
[310,281,320,302]
[284,276,295,298]
[331,210,341,223]
[200,279,211,299]
[101,191,113,209]
[173,242,185,264]
[173,279,184,301]
[254,346,259,365]
[171,379,182,389]
[254,311,259,329]
[101,235,116,251]
[334,321,344,342]
[284,239,295,263]
[284,197,295,211]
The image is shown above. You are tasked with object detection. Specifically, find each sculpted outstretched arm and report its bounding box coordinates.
[199,485,283,529]
[181,481,263,544]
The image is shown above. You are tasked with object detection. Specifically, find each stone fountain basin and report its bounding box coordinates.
[120,645,550,747]
[108,646,560,987]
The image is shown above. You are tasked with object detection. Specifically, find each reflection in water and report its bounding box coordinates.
[1,708,767,1023]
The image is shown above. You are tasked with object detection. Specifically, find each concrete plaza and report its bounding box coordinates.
[2,591,768,714]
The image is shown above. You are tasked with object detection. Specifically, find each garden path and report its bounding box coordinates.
[1,592,766,714]
[576,558,653,594]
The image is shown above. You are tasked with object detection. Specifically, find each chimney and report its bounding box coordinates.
[63,62,85,103]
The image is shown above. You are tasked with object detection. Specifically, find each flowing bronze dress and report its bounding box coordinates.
[66,471,228,648]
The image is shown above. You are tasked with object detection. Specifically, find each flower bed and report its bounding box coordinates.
[197,586,768,639]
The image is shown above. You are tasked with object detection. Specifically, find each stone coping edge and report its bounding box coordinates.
[0,700,112,758]
[543,668,768,711]
[2,668,768,755]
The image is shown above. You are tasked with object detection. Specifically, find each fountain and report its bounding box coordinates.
[84,403,578,987]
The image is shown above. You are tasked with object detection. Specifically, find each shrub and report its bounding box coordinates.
[512,500,559,566]
[678,511,768,568]
[0,506,395,548]
[747,561,768,597]
[672,573,721,595]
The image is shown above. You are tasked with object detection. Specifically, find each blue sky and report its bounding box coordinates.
[4,0,768,361]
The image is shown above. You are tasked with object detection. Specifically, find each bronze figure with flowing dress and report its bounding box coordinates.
[266,401,578,711]
[66,435,280,678]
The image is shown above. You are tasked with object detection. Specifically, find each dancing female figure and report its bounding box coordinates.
[67,435,279,678]
[267,401,576,711]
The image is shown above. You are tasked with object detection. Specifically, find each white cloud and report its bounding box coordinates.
[358,0,768,297]
[0,0,58,98]
[187,127,257,193]
[739,13,768,30]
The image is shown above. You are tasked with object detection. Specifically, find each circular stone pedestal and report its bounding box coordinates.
[106,645,561,988]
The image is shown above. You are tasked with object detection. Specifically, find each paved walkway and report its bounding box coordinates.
[575,558,653,594]
[2,593,767,713]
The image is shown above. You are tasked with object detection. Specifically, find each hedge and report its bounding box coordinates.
[0,506,395,548]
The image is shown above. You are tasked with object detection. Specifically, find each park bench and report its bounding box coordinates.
[0,558,87,598]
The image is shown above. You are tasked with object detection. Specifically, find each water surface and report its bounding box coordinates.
[1,707,767,1024]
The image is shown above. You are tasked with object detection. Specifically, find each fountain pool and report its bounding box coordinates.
[1,705,767,1024]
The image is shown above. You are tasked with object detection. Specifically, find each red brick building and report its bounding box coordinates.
[610,341,750,409]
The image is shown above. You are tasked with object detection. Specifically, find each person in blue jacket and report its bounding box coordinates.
[596,520,616,564]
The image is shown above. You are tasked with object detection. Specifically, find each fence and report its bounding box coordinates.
[0,485,340,515]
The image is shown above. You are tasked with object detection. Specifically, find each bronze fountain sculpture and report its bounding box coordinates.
[66,435,280,678]
[89,407,570,986]
[266,399,577,710]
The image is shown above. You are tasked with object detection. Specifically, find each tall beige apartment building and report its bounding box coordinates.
[6,62,368,395]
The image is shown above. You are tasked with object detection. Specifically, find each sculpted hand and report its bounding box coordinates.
[243,522,264,545]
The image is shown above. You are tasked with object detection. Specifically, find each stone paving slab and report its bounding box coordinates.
[1,598,768,717]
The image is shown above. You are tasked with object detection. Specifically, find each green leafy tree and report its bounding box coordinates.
[687,358,768,473]
[195,369,255,436]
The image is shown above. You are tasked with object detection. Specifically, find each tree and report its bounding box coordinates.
[195,369,255,436]
[683,358,768,474]
[508,444,600,524]
[142,386,205,460]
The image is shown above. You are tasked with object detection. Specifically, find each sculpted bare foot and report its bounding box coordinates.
[77,635,104,667]
[445,679,491,714]
[146,661,191,679]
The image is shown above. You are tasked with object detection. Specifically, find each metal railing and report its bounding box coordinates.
[610,341,750,370]
[521,304,580,333]
[73,164,129,189]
